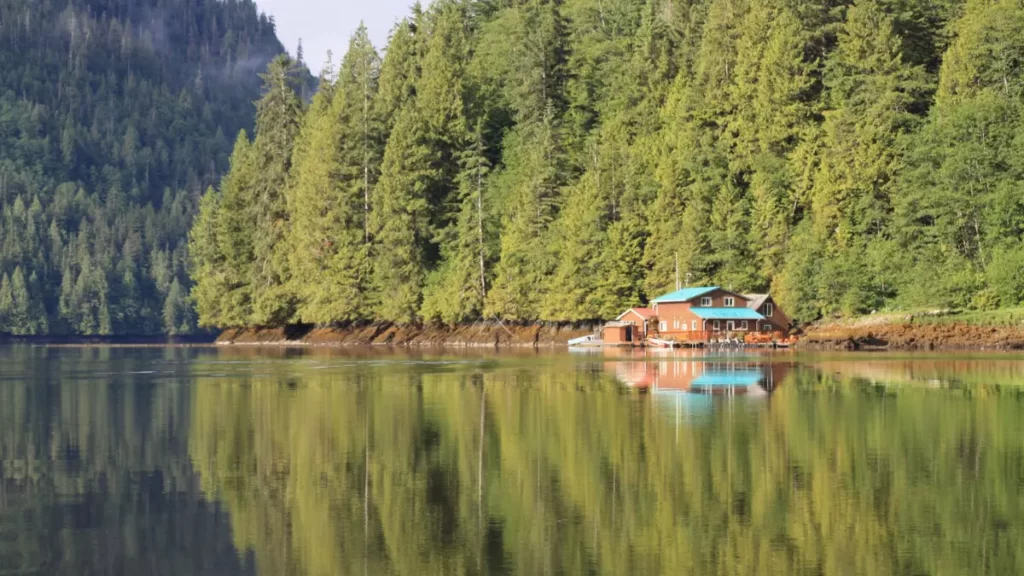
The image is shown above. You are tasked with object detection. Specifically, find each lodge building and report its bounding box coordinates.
[605,286,792,344]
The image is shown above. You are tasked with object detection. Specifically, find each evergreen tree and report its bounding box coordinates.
[213,133,260,327]
[285,28,382,324]
[542,170,607,321]
[189,187,226,327]
[0,274,12,333]
[251,55,305,326]
[369,108,437,323]
[485,117,565,321]
[421,123,494,325]
[484,0,570,321]
[163,278,193,335]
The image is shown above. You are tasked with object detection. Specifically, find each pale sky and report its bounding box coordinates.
[256,0,417,71]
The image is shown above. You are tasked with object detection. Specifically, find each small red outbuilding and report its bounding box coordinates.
[615,307,656,340]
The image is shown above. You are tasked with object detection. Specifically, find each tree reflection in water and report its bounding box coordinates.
[189,349,1024,575]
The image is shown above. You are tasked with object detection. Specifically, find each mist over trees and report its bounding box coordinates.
[0,0,292,335]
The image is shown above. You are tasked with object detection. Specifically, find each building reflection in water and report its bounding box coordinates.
[605,350,793,397]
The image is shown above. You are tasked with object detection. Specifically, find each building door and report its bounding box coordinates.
[726,321,735,332]
[626,326,633,342]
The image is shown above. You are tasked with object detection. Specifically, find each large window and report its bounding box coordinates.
[741,320,748,330]
[660,321,667,332]
[701,297,712,307]
[765,303,774,317]
[713,320,721,331]
[725,297,735,307]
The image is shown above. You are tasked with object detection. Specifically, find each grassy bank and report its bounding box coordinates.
[812,308,1024,330]
[802,308,1024,350]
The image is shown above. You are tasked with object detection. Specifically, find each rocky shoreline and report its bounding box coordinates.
[213,317,1024,351]
[799,320,1024,351]
[215,321,600,348]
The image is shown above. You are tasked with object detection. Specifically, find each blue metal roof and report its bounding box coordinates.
[690,308,766,320]
[652,287,720,304]
[691,370,765,387]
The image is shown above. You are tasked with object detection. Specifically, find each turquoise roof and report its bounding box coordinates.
[690,308,765,321]
[652,286,719,304]
[692,370,765,387]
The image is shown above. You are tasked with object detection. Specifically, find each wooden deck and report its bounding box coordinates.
[570,332,797,349]
[649,331,796,349]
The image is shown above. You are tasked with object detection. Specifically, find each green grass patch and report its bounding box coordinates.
[815,307,1024,329]
[909,308,1024,327]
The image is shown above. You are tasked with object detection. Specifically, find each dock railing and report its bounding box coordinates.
[651,331,793,346]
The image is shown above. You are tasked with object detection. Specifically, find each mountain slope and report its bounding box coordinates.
[0,0,289,335]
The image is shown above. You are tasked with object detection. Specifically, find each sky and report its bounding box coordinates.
[256,0,416,71]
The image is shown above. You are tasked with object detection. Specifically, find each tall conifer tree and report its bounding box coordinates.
[286,28,382,324]
[485,0,569,320]
[251,55,305,326]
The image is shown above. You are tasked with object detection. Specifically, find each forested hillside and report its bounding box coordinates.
[0,0,290,335]
[190,0,1024,328]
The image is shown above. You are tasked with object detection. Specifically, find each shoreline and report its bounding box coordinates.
[800,315,1024,351]
[214,321,601,348]
[7,316,1024,351]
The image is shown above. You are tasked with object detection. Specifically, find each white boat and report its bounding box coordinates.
[567,335,599,347]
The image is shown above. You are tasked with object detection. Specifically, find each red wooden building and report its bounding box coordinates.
[602,321,639,345]
[615,307,656,340]
[644,287,791,342]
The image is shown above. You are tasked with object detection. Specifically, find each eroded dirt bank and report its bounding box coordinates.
[801,318,1024,351]
[216,321,600,348]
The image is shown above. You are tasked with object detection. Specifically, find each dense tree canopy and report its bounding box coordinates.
[16,0,1023,332]
[0,0,293,335]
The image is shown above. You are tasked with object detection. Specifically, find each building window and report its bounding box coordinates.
[741,321,748,330]
[713,320,721,331]
[763,324,772,332]
[725,297,735,307]
[765,303,774,317]
[682,322,689,332]
[701,297,712,307]
[692,320,698,331]
[660,321,667,332]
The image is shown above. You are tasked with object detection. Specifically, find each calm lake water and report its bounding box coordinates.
[1,345,1023,575]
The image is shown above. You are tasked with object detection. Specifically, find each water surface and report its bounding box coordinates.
[1,346,1022,575]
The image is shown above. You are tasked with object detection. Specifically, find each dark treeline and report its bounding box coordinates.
[0,0,292,335]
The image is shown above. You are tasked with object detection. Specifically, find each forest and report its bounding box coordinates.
[4,0,1024,335]
[191,0,1024,331]
[0,0,292,335]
